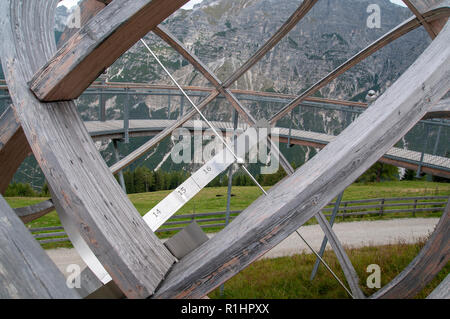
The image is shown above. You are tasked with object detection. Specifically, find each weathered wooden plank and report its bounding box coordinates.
[337,207,444,216]
[0,195,79,299]
[30,0,189,101]
[72,265,125,299]
[0,107,31,194]
[277,135,450,179]
[152,19,450,298]
[1,0,175,298]
[33,231,67,239]
[378,156,450,179]
[403,0,438,38]
[269,5,450,124]
[55,80,369,108]
[315,212,365,299]
[372,198,449,298]
[14,199,55,224]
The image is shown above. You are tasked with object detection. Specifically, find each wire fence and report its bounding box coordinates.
[29,195,449,245]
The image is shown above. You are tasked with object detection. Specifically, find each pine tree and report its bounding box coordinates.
[357,163,399,183]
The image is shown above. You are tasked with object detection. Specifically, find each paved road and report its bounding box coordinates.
[46,217,439,278]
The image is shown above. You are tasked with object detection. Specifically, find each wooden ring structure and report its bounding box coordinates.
[0,0,449,299]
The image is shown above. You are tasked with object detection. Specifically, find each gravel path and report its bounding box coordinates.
[46,217,439,278]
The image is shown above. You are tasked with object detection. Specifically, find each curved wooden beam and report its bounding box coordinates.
[30,0,189,101]
[422,97,450,119]
[0,107,31,194]
[1,0,103,195]
[1,0,175,298]
[371,198,449,298]
[14,200,55,224]
[410,0,450,34]
[269,5,450,125]
[152,20,450,298]
[0,195,78,298]
[403,0,438,38]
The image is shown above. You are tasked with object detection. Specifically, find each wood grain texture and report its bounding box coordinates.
[1,0,100,197]
[269,4,450,124]
[0,107,31,194]
[403,0,438,38]
[418,0,450,35]
[30,0,189,101]
[152,19,450,298]
[371,198,449,298]
[0,195,79,299]
[154,26,223,89]
[14,200,55,224]
[1,0,175,298]
[315,212,365,299]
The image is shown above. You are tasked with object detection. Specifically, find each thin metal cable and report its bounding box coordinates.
[141,38,267,195]
[141,44,332,294]
[295,230,354,298]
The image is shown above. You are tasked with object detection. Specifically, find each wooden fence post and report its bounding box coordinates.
[413,199,418,217]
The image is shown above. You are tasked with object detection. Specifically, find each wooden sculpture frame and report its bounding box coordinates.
[0,0,449,299]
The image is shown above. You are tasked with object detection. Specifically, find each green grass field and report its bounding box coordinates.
[208,239,450,299]
[5,180,450,249]
[5,181,449,298]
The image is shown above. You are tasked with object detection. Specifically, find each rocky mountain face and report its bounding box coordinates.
[90,0,431,139]
[106,0,427,104]
[3,0,442,189]
[75,0,436,174]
